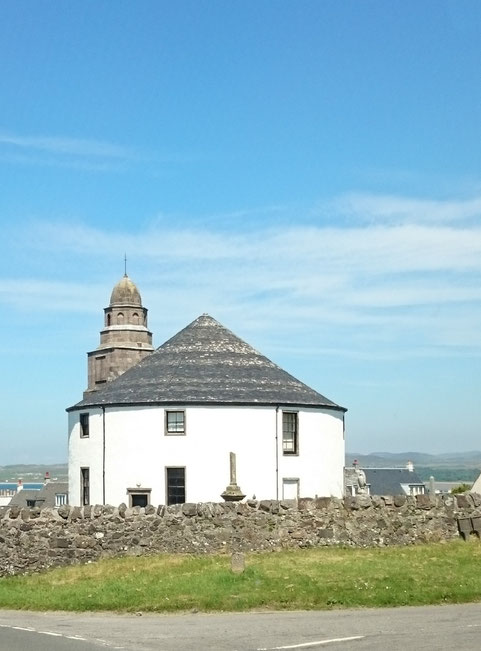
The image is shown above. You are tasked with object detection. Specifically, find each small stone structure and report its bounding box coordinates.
[1,493,480,577]
[221,452,245,501]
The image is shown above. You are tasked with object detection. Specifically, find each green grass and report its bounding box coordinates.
[1,540,481,613]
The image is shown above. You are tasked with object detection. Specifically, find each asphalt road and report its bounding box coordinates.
[1,603,481,650]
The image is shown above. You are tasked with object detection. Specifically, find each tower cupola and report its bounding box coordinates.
[85,274,154,394]
[110,274,142,306]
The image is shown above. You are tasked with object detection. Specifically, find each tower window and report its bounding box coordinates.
[80,413,89,438]
[117,312,124,324]
[107,314,111,326]
[132,312,139,325]
[80,467,90,505]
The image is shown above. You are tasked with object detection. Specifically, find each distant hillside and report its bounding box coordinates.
[346,452,481,482]
[0,464,68,482]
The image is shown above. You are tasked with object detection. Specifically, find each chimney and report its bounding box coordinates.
[17,479,23,493]
[44,471,50,484]
[406,460,414,472]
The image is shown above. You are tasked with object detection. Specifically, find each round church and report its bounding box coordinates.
[67,275,346,507]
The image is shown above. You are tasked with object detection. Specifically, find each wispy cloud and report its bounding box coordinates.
[0,131,133,159]
[0,129,195,172]
[330,192,481,225]
[3,192,481,360]
[25,219,481,275]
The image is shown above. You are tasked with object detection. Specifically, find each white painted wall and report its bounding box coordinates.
[68,404,345,506]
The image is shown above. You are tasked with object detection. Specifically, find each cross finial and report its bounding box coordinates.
[124,253,127,277]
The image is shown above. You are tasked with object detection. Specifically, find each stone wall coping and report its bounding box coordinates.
[3,493,481,521]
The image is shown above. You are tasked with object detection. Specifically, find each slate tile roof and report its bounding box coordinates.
[69,314,345,411]
[363,468,425,496]
[9,482,69,508]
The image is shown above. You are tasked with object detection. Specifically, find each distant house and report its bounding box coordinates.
[345,461,425,497]
[0,486,17,507]
[8,481,68,509]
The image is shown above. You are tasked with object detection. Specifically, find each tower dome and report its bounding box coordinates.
[110,274,142,306]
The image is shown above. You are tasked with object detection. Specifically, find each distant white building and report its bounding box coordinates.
[345,461,426,497]
[68,276,346,507]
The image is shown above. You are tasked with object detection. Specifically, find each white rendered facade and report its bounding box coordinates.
[68,404,345,506]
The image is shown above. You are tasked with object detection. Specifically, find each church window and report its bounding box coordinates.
[282,412,298,455]
[127,487,151,508]
[166,410,185,435]
[132,312,139,325]
[166,467,185,505]
[117,312,124,324]
[107,314,111,326]
[80,467,90,505]
[80,413,89,438]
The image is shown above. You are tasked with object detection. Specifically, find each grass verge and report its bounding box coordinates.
[1,540,481,612]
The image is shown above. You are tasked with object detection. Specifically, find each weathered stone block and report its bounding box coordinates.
[8,506,20,519]
[317,528,334,539]
[290,530,306,540]
[298,498,314,511]
[442,495,455,508]
[259,500,272,512]
[75,536,96,549]
[416,494,435,510]
[182,503,197,517]
[231,552,245,573]
[314,497,331,510]
[345,496,371,510]
[470,493,481,507]
[69,507,83,521]
[393,496,406,507]
[49,537,71,548]
[456,494,472,509]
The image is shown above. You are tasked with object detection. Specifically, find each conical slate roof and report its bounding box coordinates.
[69,315,345,411]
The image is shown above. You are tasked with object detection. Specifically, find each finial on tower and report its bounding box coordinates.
[124,253,127,277]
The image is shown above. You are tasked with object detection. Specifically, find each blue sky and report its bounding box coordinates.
[1,1,480,464]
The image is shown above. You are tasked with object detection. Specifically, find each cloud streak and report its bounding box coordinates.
[3,192,481,359]
[0,131,133,159]
[331,192,481,225]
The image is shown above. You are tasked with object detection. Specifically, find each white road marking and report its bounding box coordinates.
[258,635,365,650]
[0,622,124,647]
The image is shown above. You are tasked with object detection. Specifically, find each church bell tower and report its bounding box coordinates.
[85,274,154,394]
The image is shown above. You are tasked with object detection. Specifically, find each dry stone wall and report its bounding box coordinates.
[1,493,480,577]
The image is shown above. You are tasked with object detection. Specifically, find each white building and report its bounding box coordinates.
[68,276,346,507]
